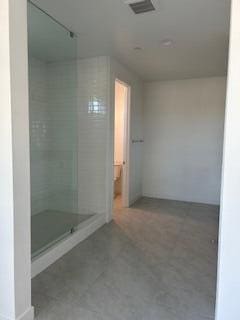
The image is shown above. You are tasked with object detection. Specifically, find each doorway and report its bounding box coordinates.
[114,79,130,209]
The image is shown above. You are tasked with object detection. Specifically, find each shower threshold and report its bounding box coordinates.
[31,210,94,258]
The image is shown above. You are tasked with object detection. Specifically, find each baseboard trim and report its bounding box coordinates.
[31,214,106,278]
[0,307,34,320]
[129,194,142,206]
[142,193,220,206]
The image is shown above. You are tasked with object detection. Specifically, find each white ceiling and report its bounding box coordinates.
[31,0,231,81]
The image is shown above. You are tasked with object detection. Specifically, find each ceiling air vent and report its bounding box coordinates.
[127,0,156,14]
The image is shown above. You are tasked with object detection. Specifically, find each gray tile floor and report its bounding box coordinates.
[31,210,94,256]
[32,197,219,320]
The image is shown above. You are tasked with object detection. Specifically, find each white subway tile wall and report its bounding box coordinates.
[46,60,78,214]
[77,57,109,215]
[29,56,109,216]
[29,58,50,215]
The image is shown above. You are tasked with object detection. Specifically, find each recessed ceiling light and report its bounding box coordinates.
[161,39,174,47]
[134,46,142,51]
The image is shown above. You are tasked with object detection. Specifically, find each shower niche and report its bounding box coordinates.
[28,2,96,258]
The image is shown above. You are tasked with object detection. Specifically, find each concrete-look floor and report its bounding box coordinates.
[32,197,219,320]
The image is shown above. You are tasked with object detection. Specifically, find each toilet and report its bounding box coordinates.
[114,164,122,181]
[114,164,122,197]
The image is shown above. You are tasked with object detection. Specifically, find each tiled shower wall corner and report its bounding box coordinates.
[29,56,110,216]
[77,57,110,215]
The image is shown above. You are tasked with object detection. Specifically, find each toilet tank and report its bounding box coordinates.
[114,164,122,181]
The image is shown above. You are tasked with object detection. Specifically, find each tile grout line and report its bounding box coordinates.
[163,203,192,267]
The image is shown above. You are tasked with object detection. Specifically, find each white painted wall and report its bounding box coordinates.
[143,77,226,205]
[109,58,143,214]
[216,0,240,319]
[0,0,33,319]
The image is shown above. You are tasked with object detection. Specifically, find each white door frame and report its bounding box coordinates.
[114,78,131,208]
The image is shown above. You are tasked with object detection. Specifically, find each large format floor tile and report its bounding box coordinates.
[32,196,218,320]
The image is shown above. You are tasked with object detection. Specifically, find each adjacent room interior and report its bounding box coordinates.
[114,79,129,209]
[26,0,230,319]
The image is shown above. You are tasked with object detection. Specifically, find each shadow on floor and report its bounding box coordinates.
[32,197,218,320]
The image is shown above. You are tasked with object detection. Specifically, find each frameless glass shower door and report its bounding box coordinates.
[28,2,89,258]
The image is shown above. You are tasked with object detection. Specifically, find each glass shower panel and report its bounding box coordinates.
[28,2,86,258]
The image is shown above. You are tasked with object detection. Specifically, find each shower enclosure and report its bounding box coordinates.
[28,1,94,258]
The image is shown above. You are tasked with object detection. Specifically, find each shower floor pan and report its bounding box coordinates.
[31,210,94,258]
